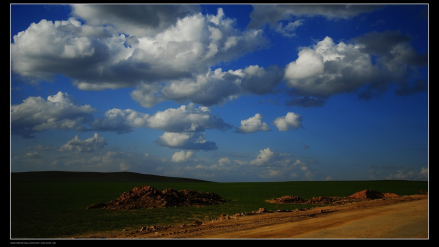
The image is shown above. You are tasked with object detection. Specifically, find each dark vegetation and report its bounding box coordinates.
[10,171,428,239]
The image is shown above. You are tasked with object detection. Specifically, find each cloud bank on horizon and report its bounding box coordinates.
[11,4,428,182]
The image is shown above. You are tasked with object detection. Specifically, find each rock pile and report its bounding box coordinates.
[86,185,226,210]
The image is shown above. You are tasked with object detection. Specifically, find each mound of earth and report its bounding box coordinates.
[305,196,343,204]
[86,185,226,210]
[266,195,306,204]
[266,196,344,204]
[348,189,399,200]
[382,193,399,198]
[267,189,399,205]
[348,189,384,199]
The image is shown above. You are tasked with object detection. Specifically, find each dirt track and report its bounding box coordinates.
[74,194,428,239]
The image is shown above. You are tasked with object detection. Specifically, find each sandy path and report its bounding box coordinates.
[292,198,428,239]
[74,194,428,239]
[203,197,428,239]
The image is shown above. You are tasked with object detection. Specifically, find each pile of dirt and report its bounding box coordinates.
[305,196,343,204]
[86,185,226,210]
[267,189,400,205]
[382,193,399,198]
[348,189,399,200]
[266,195,344,205]
[266,195,306,204]
[348,189,384,199]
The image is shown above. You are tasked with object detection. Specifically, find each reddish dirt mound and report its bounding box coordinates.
[266,195,306,204]
[267,190,400,205]
[382,193,399,198]
[267,196,345,205]
[305,196,343,204]
[349,189,384,199]
[349,189,399,199]
[86,185,226,210]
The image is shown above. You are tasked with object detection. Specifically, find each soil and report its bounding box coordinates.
[76,188,428,239]
[266,189,400,205]
[86,185,226,210]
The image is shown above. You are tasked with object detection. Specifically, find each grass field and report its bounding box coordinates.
[10,172,428,239]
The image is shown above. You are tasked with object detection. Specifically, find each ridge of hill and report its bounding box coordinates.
[10,171,213,183]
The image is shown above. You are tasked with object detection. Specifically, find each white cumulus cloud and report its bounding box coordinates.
[155,132,217,150]
[235,113,270,133]
[273,112,303,131]
[250,148,275,166]
[171,150,195,162]
[11,7,269,93]
[130,64,283,107]
[11,91,96,138]
[90,103,233,133]
[283,32,427,104]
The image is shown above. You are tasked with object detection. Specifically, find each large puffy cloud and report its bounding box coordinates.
[11,7,269,92]
[58,133,107,152]
[11,18,113,84]
[90,104,232,133]
[88,104,230,151]
[247,5,384,30]
[273,112,303,131]
[235,113,270,133]
[283,32,427,104]
[284,37,379,97]
[71,5,200,37]
[155,132,217,151]
[131,64,284,107]
[11,92,96,138]
[146,104,232,132]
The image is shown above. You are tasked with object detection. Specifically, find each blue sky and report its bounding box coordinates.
[10,4,428,182]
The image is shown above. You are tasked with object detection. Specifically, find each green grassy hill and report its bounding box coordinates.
[10,171,213,183]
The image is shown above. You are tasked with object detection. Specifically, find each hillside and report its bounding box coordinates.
[10,171,213,183]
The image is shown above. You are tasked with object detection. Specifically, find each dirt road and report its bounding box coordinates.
[75,194,428,239]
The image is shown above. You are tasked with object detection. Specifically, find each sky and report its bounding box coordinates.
[10,4,429,182]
